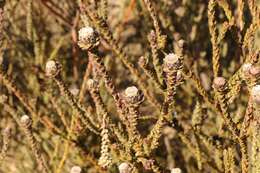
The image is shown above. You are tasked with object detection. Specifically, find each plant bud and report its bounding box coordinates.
[124,86,144,105]
[163,53,182,72]
[45,60,61,77]
[69,85,79,96]
[176,71,183,83]
[87,79,99,90]
[125,86,138,98]
[148,30,156,41]
[78,26,100,50]
[138,56,148,67]
[118,162,132,173]
[20,115,32,126]
[242,63,252,77]
[213,77,227,91]
[177,39,186,49]
[70,166,82,173]
[171,168,182,173]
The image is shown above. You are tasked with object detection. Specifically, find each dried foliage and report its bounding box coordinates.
[0,0,260,172]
